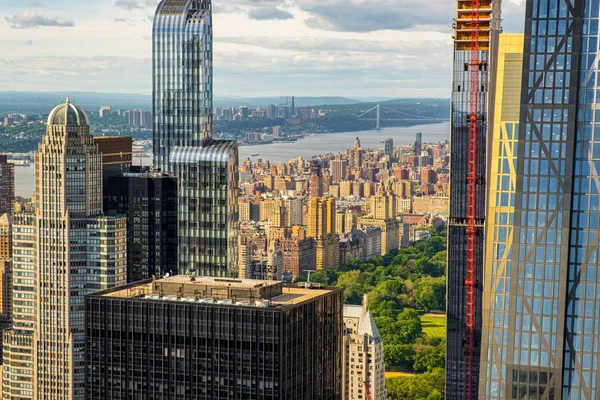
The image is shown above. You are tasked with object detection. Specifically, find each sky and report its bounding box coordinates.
[0,0,526,98]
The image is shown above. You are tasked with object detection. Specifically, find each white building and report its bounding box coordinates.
[343,295,386,400]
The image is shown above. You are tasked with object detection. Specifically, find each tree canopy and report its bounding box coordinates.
[297,226,448,398]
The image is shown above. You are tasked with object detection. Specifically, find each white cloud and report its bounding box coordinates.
[0,0,526,97]
[114,0,158,11]
[5,10,74,29]
[0,56,151,93]
[247,7,293,21]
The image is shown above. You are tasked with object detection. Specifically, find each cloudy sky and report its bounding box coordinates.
[0,0,526,98]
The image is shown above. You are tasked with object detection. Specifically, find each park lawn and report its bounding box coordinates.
[385,371,415,378]
[421,313,446,339]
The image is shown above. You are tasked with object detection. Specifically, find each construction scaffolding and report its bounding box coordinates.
[446,0,500,399]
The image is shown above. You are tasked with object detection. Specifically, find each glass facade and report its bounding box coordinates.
[447,1,501,398]
[480,1,600,398]
[105,172,178,283]
[170,141,239,277]
[153,0,213,174]
[86,278,343,400]
[0,155,14,217]
[480,33,525,399]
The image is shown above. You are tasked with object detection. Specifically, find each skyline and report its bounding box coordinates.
[1,0,525,98]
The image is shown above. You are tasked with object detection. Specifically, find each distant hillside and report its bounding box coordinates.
[0,92,362,115]
[0,91,152,114]
[315,98,451,119]
[0,91,449,119]
[214,96,360,108]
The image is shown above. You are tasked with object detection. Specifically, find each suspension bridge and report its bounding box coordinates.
[357,104,449,130]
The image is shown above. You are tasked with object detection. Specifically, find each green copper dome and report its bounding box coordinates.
[47,99,89,126]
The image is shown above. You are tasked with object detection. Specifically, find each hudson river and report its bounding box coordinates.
[14,122,449,197]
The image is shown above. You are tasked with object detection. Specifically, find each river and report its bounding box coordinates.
[13,122,449,198]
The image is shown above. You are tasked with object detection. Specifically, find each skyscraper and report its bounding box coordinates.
[309,161,324,199]
[0,155,14,216]
[1,101,128,400]
[105,170,178,282]
[358,182,399,256]
[414,132,422,157]
[153,0,213,173]
[0,214,11,260]
[2,213,35,397]
[480,1,600,397]
[152,0,239,277]
[86,276,343,399]
[331,154,348,182]
[267,104,279,119]
[0,214,11,325]
[384,137,394,157]
[279,96,295,115]
[446,0,501,398]
[479,32,524,399]
[348,137,364,169]
[93,136,133,198]
[99,105,112,117]
[171,141,239,276]
[308,197,339,269]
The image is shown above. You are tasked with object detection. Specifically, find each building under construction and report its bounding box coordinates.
[446,0,501,399]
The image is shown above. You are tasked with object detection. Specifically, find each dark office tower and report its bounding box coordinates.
[86,276,343,400]
[171,140,239,277]
[384,138,394,157]
[309,161,323,199]
[480,1,600,398]
[105,170,178,282]
[414,132,422,157]
[153,0,213,174]
[279,96,295,114]
[93,136,133,199]
[0,155,14,216]
[446,1,501,399]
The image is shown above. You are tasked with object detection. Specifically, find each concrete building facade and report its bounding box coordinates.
[342,295,386,400]
[1,101,127,400]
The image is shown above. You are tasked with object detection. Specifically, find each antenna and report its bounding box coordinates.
[304,269,314,283]
[300,270,320,289]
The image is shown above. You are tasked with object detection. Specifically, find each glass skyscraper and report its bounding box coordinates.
[480,1,600,398]
[171,142,239,277]
[446,1,501,398]
[152,0,239,277]
[153,0,213,174]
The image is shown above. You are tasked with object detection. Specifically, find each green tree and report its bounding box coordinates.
[396,308,422,343]
[384,344,415,371]
[413,341,445,373]
[415,276,446,311]
[335,270,370,304]
[386,368,445,400]
[426,390,444,400]
[324,229,449,378]
[304,269,338,285]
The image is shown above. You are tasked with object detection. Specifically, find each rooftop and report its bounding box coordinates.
[92,275,340,310]
[343,295,382,343]
[47,99,89,126]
